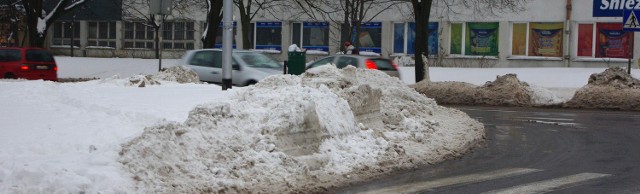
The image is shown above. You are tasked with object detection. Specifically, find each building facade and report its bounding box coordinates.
[41,0,640,68]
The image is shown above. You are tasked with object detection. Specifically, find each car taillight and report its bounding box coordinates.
[20,65,29,70]
[365,59,377,69]
[391,62,398,70]
[54,66,58,71]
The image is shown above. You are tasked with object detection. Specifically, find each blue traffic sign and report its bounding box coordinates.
[623,9,640,31]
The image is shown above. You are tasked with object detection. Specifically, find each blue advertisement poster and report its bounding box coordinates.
[408,22,439,55]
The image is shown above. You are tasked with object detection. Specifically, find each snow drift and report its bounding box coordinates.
[565,67,640,110]
[119,65,485,193]
[413,74,564,106]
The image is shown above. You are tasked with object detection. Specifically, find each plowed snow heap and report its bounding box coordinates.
[413,74,534,106]
[565,67,640,110]
[119,65,484,193]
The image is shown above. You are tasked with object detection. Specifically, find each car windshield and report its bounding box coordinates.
[26,50,54,62]
[0,49,22,62]
[237,52,282,69]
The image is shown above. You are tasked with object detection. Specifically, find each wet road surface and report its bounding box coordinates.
[332,106,640,194]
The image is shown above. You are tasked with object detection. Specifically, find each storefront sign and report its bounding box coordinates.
[593,0,640,17]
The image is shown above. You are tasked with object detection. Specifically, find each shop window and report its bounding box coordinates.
[577,24,594,57]
[303,22,329,52]
[596,23,633,58]
[255,22,282,51]
[512,23,527,55]
[450,23,463,55]
[394,22,439,55]
[576,23,633,58]
[511,22,564,57]
[354,22,382,53]
[290,22,329,52]
[466,22,499,56]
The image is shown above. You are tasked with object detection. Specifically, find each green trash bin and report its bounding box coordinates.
[287,51,306,75]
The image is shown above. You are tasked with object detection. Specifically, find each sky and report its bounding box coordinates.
[1,56,638,193]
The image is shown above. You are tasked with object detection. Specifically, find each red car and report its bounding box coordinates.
[0,47,58,81]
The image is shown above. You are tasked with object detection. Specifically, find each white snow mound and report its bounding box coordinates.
[119,65,485,193]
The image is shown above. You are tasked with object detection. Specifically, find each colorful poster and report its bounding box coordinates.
[528,22,564,57]
[512,23,527,55]
[450,23,462,55]
[596,23,633,58]
[577,24,594,57]
[466,22,499,56]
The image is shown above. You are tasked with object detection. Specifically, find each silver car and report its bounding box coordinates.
[178,49,283,86]
[306,55,401,78]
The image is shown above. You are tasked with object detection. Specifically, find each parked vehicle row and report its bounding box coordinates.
[178,49,400,86]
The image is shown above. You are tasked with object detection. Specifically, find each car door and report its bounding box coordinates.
[187,50,222,83]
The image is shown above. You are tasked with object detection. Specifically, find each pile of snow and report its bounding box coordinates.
[119,65,484,193]
[102,66,200,87]
[393,55,416,67]
[154,66,201,84]
[413,74,563,106]
[565,67,640,110]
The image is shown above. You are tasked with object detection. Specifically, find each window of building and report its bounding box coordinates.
[450,22,500,56]
[466,22,499,56]
[163,21,195,50]
[577,23,633,58]
[291,22,329,52]
[450,23,463,55]
[52,21,80,47]
[355,22,382,53]
[393,22,439,55]
[577,24,594,57]
[214,21,237,49]
[124,22,155,49]
[87,21,116,48]
[255,22,282,51]
[511,22,564,57]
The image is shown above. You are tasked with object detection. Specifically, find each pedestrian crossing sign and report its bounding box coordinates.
[623,10,640,31]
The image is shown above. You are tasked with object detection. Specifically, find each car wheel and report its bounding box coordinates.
[4,73,15,79]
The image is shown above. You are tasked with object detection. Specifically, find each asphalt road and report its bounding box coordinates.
[332,106,640,194]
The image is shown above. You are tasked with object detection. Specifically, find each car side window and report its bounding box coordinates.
[336,56,358,69]
[190,51,222,68]
[0,49,21,62]
[308,57,334,69]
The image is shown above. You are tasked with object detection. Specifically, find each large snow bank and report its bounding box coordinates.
[413,74,564,106]
[119,65,484,193]
[565,67,640,110]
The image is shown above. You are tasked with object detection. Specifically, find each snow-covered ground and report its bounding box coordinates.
[1,56,638,193]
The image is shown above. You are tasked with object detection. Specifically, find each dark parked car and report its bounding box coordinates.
[0,47,58,81]
[306,55,400,78]
[177,49,283,86]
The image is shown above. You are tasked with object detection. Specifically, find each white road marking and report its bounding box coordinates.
[359,168,541,194]
[482,172,612,194]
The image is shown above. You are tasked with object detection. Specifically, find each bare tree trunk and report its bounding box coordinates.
[412,0,432,82]
[202,0,223,48]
